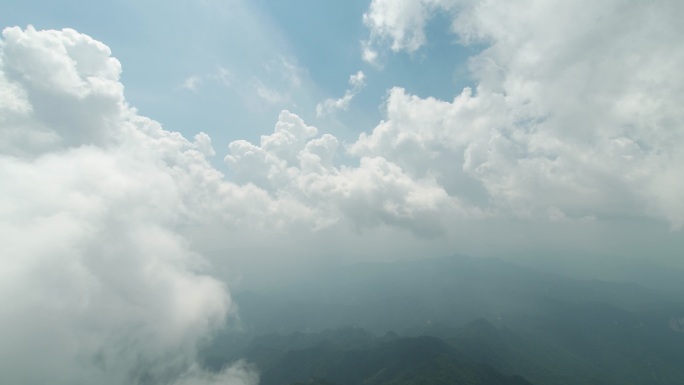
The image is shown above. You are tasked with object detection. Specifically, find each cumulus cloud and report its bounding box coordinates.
[202,0,684,256]
[315,71,366,117]
[225,109,464,235]
[0,26,124,156]
[0,26,257,385]
[363,0,458,53]
[359,0,684,227]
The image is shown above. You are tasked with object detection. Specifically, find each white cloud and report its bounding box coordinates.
[363,0,428,53]
[361,40,380,66]
[316,71,366,117]
[0,26,257,385]
[182,67,232,92]
[263,55,305,88]
[358,0,684,228]
[362,0,458,53]
[0,26,124,156]
[225,109,473,236]
[182,75,203,91]
[211,66,233,87]
[349,71,366,88]
[253,79,291,106]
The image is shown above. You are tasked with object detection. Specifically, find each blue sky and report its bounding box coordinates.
[2,0,682,262]
[0,0,476,163]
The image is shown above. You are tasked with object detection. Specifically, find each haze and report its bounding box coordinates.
[1,1,683,384]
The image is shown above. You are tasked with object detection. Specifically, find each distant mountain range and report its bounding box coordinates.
[205,326,533,385]
[201,255,684,385]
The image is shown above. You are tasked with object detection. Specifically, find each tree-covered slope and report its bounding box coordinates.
[206,330,534,385]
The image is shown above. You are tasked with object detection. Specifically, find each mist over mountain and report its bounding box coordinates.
[229,255,680,333]
[202,255,684,385]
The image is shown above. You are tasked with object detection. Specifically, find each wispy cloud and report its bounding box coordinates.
[181,67,232,92]
[263,55,306,88]
[316,70,366,117]
[211,66,233,87]
[181,75,203,91]
[254,79,291,105]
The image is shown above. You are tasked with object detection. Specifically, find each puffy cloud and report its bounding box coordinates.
[0,26,257,385]
[223,0,683,252]
[0,26,124,156]
[349,71,366,89]
[360,0,684,227]
[225,109,463,235]
[316,71,366,117]
[363,0,458,53]
[361,40,380,66]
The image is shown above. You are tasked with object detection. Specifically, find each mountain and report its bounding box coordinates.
[231,255,680,334]
[204,328,534,385]
[204,255,684,385]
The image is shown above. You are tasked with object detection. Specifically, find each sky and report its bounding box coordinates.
[1,0,683,384]
[0,0,476,154]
